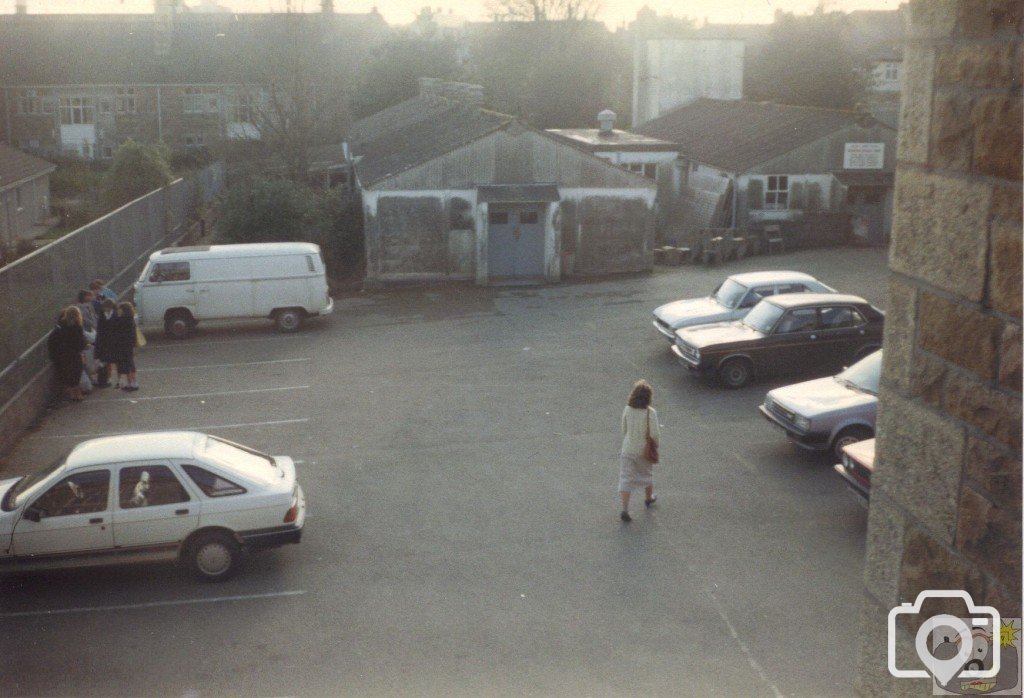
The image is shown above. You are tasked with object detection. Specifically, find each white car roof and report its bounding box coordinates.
[727,270,819,286]
[151,242,321,261]
[65,431,204,469]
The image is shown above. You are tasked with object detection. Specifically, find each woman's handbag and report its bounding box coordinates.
[135,325,147,348]
[644,408,659,464]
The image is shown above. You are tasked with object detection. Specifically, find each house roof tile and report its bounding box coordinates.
[0,144,55,192]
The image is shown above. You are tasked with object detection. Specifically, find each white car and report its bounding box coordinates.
[652,270,836,341]
[0,432,305,581]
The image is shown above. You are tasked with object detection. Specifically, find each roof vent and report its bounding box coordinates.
[598,109,616,135]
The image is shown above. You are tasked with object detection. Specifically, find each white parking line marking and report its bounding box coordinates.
[35,418,311,440]
[0,590,307,619]
[109,386,309,402]
[139,358,311,372]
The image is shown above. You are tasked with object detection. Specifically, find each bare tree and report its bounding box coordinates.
[486,0,601,22]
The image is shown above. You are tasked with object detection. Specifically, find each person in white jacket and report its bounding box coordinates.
[618,380,660,522]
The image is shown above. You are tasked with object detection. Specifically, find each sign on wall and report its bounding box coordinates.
[844,143,885,170]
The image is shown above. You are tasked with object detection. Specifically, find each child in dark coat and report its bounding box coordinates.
[48,306,87,401]
[94,298,117,388]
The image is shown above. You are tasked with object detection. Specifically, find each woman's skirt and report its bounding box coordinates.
[55,353,82,387]
[618,453,653,493]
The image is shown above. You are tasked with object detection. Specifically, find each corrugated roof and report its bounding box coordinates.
[478,184,560,203]
[351,99,512,187]
[635,98,891,172]
[0,144,55,192]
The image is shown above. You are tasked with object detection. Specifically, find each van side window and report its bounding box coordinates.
[149,261,190,282]
[306,255,315,273]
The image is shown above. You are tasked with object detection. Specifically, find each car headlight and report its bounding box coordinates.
[794,415,811,430]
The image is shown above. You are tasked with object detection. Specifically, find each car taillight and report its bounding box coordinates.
[284,496,299,523]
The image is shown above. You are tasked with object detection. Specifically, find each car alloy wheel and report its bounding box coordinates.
[718,359,751,389]
[188,532,240,582]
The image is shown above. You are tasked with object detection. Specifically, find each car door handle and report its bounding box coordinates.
[89,517,103,524]
[175,509,189,516]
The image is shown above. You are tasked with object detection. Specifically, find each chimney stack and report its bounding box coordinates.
[598,109,616,135]
[15,0,26,13]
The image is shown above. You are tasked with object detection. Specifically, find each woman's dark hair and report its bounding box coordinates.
[77,289,92,304]
[627,380,653,409]
[117,301,134,317]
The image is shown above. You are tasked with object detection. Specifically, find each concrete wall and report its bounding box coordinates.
[1,173,50,246]
[558,187,657,277]
[855,1,1022,694]
[632,38,745,127]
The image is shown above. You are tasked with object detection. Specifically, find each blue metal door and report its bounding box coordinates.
[487,205,545,281]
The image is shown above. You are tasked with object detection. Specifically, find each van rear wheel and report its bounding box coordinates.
[164,310,195,339]
[274,308,304,333]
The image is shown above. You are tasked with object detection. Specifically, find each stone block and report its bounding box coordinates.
[908,0,959,39]
[930,91,974,172]
[956,485,1022,596]
[919,292,1001,380]
[900,527,986,618]
[971,94,1023,180]
[989,219,1023,318]
[880,276,917,394]
[999,322,1022,390]
[909,350,948,408]
[935,41,1023,88]
[855,596,929,697]
[889,171,991,302]
[958,0,1024,38]
[874,390,966,542]
[965,435,1024,510]
[943,371,1023,448]
[990,183,1022,224]
[863,493,908,606]
[983,581,1023,618]
[897,48,935,165]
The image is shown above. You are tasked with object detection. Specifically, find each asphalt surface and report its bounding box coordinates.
[0,247,888,697]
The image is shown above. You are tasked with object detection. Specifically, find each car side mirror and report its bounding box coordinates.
[23,508,41,523]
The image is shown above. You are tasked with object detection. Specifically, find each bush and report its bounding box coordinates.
[217,177,319,244]
[315,192,364,280]
[101,140,173,211]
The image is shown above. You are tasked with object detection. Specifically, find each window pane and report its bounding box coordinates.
[119,465,189,508]
[488,211,509,225]
[518,211,539,225]
[776,308,818,334]
[33,471,110,518]
[150,261,190,282]
[182,464,246,497]
[819,306,864,329]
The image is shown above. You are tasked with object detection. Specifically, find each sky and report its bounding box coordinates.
[2,0,905,28]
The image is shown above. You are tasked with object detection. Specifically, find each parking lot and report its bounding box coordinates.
[0,247,888,697]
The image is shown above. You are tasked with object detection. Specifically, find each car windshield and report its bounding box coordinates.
[2,451,68,511]
[836,350,882,395]
[202,435,278,485]
[713,279,748,309]
[742,301,785,333]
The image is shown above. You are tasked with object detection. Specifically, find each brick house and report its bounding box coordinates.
[0,8,386,160]
[0,142,54,249]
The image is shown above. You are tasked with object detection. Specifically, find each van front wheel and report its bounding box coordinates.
[164,310,195,339]
[274,308,304,333]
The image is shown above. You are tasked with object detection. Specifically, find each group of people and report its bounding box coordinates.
[48,279,141,402]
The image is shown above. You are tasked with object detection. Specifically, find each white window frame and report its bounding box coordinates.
[115,86,136,114]
[765,175,789,210]
[59,97,95,125]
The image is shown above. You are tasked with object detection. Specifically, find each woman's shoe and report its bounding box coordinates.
[620,511,632,523]
[645,496,657,508]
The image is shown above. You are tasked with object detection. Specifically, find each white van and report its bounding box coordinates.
[133,242,334,338]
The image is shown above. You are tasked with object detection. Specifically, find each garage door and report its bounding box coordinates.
[487,205,545,282]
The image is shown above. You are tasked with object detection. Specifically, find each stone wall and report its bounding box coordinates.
[855,1,1022,695]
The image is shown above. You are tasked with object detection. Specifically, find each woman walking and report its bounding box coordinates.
[618,380,660,522]
[47,306,87,402]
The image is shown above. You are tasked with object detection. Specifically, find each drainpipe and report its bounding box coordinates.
[730,173,738,229]
[4,90,11,145]
[156,86,163,143]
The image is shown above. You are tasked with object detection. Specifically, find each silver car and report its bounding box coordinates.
[759,349,881,460]
[652,270,836,342]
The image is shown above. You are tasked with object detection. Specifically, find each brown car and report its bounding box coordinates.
[671,293,884,388]
[833,438,875,506]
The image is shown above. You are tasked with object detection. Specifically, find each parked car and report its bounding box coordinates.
[134,242,334,339]
[671,293,884,388]
[0,432,305,581]
[652,270,836,342]
[760,350,881,460]
[833,438,876,506]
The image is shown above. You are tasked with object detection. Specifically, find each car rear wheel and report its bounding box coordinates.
[274,308,304,333]
[187,531,240,582]
[832,426,873,462]
[718,358,752,388]
[164,310,195,340]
